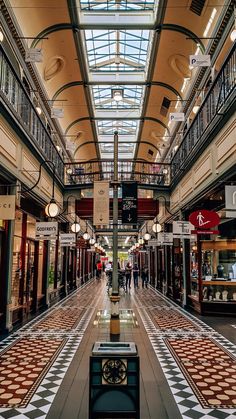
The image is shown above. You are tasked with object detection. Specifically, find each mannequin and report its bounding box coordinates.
[232,262,236,279]
[222,290,228,301]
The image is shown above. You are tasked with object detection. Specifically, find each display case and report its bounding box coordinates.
[188,240,236,315]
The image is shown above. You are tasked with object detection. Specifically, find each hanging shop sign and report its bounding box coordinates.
[189,54,211,67]
[225,186,236,218]
[189,210,220,229]
[148,239,160,247]
[173,221,193,237]
[66,142,76,152]
[0,195,16,220]
[169,112,185,122]
[51,108,64,119]
[93,181,110,225]
[158,232,173,245]
[122,182,137,224]
[191,229,219,235]
[59,233,76,246]
[25,48,43,63]
[35,222,58,240]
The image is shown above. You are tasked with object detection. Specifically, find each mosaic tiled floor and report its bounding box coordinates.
[135,287,236,419]
[0,279,101,418]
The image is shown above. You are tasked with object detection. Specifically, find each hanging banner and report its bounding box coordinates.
[189,54,211,67]
[0,195,16,220]
[25,48,43,63]
[169,112,185,122]
[51,108,64,119]
[59,233,76,246]
[35,222,58,240]
[93,181,109,225]
[122,182,137,224]
[173,221,193,236]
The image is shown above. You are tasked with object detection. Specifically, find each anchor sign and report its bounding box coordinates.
[189,210,220,229]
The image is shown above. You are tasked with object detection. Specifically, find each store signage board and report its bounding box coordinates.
[189,210,220,229]
[169,112,185,122]
[122,182,137,224]
[148,239,159,247]
[173,234,191,239]
[93,181,110,225]
[59,233,76,246]
[66,142,76,152]
[25,48,43,63]
[0,195,16,220]
[191,230,219,235]
[35,222,58,240]
[51,108,64,119]
[173,221,193,235]
[159,232,173,244]
[189,54,211,67]
[225,186,236,210]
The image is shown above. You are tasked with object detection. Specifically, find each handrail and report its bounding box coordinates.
[64,159,170,186]
[171,42,236,183]
[0,47,64,183]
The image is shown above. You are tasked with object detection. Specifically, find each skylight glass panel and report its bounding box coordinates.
[97,120,138,135]
[80,0,155,11]
[85,30,150,72]
[92,85,143,109]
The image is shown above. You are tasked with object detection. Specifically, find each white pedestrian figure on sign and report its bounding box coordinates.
[197,211,210,227]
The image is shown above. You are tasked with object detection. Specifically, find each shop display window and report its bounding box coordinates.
[11,211,23,308]
[48,241,56,290]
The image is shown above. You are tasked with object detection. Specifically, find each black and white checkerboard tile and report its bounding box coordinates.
[0,281,98,419]
[135,289,236,419]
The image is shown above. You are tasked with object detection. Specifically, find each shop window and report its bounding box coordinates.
[11,211,23,308]
[48,241,56,290]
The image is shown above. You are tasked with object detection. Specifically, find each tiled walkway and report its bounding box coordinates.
[0,280,235,418]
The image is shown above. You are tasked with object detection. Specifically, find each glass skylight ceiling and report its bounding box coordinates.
[80,0,155,11]
[85,30,150,72]
[92,85,143,110]
[81,1,155,160]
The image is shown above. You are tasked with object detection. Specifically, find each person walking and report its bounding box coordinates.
[133,263,139,289]
[141,265,149,288]
[125,262,132,291]
[96,260,102,280]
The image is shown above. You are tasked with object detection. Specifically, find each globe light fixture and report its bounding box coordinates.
[230,28,236,42]
[71,222,81,233]
[0,30,4,43]
[112,89,123,102]
[138,237,144,245]
[152,222,162,233]
[45,199,60,218]
[66,167,73,175]
[89,237,95,245]
[83,232,90,240]
[144,232,151,241]
[36,105,42,115]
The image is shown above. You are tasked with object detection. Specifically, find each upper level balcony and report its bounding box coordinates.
[0,47,64,184]
[170,43,236,188]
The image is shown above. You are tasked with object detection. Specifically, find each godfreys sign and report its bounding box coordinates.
[35,222,58,240]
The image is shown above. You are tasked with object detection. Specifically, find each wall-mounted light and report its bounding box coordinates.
[144,232,151,241]
[71,222,81,233]
[0,29,4,43]
[152,222,162,233]
[45,199,60,218]
[192,105,200,114]
[36,105,42,115]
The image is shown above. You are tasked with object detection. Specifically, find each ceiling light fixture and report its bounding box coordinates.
[112,89,123,102]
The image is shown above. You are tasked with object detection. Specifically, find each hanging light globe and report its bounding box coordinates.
[152,222,162,233]
[83,232,90,240]
[71,222,81,233]
[230,29,236,42]
[45,200,60,218]
[89,237,95,245]
[138,237,144,245]
[144,232,151,241]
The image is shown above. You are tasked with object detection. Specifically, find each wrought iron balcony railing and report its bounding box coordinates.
[65,159,170,187]
[171,43,236,184]
[0,47,64,182]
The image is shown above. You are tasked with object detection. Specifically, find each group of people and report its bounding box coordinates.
[125,262,149,291]
[96,259,149,291]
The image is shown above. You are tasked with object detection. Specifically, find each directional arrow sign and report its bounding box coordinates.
[122,182,137,224]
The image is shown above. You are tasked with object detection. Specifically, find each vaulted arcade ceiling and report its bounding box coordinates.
[2,0,233,169]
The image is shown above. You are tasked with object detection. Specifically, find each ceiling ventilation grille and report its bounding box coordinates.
[189,0,206,16]
[160,97,171,117]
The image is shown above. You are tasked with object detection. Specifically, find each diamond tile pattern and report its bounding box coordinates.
[135,287,236,419]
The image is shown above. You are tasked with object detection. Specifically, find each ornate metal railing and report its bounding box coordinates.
[65,159,170,186]
[0,47,64,182]
[171,43,236,182]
